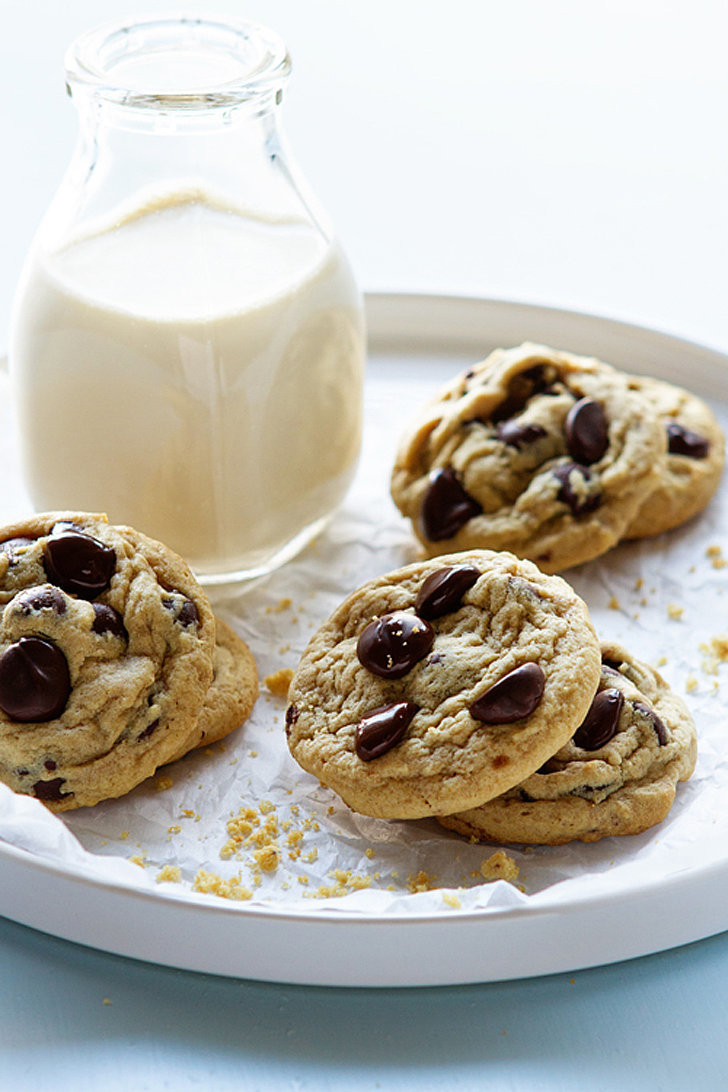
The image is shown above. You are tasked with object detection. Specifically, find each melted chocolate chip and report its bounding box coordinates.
[92,603,128,640]
[285,704,300,726]
[414,564,480,620]
[553,462,601,516]
[470,662,545,723]
[666,422,710,459]
[32,777,70,802]
[565,398,609,464]
[491,365,554,422]
[0,537,35,558]
[357,611,434,679]
[162,596,200,628]
[633,700,669,745]
[0,636,71,722]
[496,419,548,449]
[601,657,624,673]
[13,586,67,616]
[44,530,116,600]
[421,468,482,541]
[355,701,419,761]
[572,687,624,750]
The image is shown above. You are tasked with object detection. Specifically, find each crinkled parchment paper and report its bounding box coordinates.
[1,345,727,926]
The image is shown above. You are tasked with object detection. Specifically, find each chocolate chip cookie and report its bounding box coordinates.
[438,641,697,845]
[390,343,668,572]
[623,375,724,538]
[285,550,601,819]
[0,512,217,811]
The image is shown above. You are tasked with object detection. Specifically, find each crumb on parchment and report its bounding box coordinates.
[155,865,181,884]
[265,668,294,698]
[480,850,520,884]
[700,635,728,675]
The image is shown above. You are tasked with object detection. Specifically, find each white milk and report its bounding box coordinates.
[9,191,365,578]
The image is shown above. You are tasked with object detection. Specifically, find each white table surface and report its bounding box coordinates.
[2,2,728,1087]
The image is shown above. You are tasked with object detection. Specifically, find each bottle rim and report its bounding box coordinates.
[65,13,291,111]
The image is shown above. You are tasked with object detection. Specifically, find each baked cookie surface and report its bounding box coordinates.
[623,375,724,538]
[390,343,667,572]
[0,512,216,811]
[285,550,601,819]
[438,640,697,845]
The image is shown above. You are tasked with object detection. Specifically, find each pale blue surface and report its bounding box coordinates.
[2,914,727,1091]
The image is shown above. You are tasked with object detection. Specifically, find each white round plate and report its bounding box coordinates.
[1,292,728,987]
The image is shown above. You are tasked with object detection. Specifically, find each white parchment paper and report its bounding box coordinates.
[0,336,727,924]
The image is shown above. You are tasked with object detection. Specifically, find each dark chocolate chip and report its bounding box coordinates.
[666,422,710,459]
[357,611,434,679]
[44,759,57,771]
[421,467,482,541]
[601,656,624,673]
[285,704,299,726]
[13,586,67,616]
[573,687,624,750]
[355,701,419,761]
[414,564,480,620]
[553,462,601,516]
[138,718,160,742]
[43,530,116,600]
[162,595,200,628]
[470,662,545,723]
[92,603,128,640]
[32,777,71,802]
[491,365,555,423]
[633,699,669,745]
[0,636,71,722]
[496,419,548,449]
[565,398,609,464]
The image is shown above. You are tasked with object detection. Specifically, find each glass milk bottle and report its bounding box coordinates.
[9,15,365,583]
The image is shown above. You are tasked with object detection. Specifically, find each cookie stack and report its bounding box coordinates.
[285,551,697,844]
[0,512,258,811]
[390,343,724,572]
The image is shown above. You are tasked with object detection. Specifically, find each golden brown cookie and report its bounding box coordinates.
[0,512,216,811]
[285,550,601,819]
[438,640,697,845]
[390,343,667,572]
[622,375,724,538]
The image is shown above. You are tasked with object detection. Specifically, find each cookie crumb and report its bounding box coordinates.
[155,776,174,792]
[699,635,728,675]
[155,865,181,884]
[707,545,728,569]
[667,603,683,620]
[442,892,462,909]
[193,869,253,901]
[102,998,111,1006]
[129,854,147,868]
[480,850,519,884]
[686,674,698,693]
[608,595,620,610]
[265,668,294,698]
[407,870,438,893]
[266,597,292,614]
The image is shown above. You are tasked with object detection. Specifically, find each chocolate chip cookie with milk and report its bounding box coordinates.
[438,641,697,845]
[390,343,668,572]
[285,550,601,819]
[0,512,219,811]
[622,375,724,538]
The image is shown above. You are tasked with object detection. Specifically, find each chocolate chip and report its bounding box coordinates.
[470,662,545,723]
[553,462,601,516]
[44,530,116,600]
[13,586,67,616]
[421,468,482,541]
[355,701,419,761]
[496,419,548,449]
[92,604,127,640]
[573,687,624,750]
[633,700,668,745]
[31,777,70,802]
[414,564,480,620]
[162,595,200,628]
[491,365,555,422]
[601,656,624,673]
[0,537,35,558]
[565,398,609,464]
[0,636,71,722]
[666,422,709,459]
[44,759,57,771]
[285,704,299,726]
[357,611,434,679]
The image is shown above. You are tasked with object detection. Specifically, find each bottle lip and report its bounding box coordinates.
[65,13,291,111]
